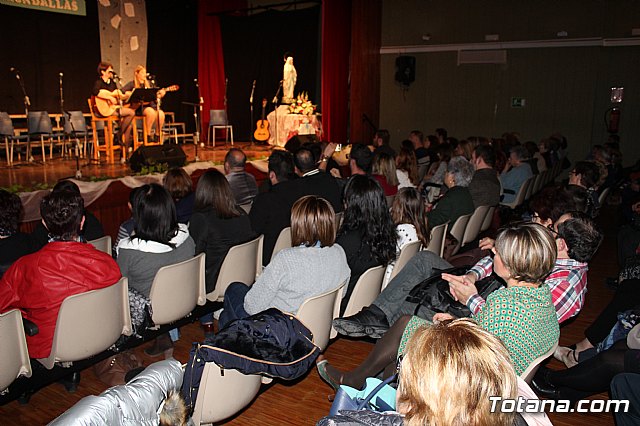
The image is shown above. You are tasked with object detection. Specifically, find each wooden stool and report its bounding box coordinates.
[88,99,125,164]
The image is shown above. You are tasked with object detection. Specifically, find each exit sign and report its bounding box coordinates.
[511,97,526,108]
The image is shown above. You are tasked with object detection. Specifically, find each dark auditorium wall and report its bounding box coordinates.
[0,1,198,131]
[379,0,640,165]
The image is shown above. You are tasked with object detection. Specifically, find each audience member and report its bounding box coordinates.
[163,167,195,223]
[500,145,533,203]
[116,184,195,356]
[395,147,418,188]
[0,190,35,273]
[250,150,300,265]
[567,160,601,217]
[224,148,258,205]
[31,180,105,249]
[383,188,429,287]
[372,129,396,157]
[409,130,426,159]
[333,210,601,339]
[371,152,399,196]
[318,319,552,426]
[190,169,256,335]
[292,146,342,211]
[426,155,475,228]
[453,139,473,161]
[113,186,145,258]
[0,190,121,358]
[336,175,396,313]
[323,221,560,401]
[467,144,501,208]
[348,143,373,176]
[219,195,350,327]
[525,141,547,173]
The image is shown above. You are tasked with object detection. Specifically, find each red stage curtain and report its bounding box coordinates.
[321,0,352,145]
[198,1,246,142]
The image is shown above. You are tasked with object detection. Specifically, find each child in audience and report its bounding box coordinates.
[383,188,429,287]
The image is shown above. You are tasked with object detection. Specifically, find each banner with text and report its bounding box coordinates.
[0,0,86,16]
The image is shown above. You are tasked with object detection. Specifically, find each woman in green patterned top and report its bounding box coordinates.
[317,222,559,389]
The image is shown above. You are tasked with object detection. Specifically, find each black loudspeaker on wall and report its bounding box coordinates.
[395,56,416,86]
[129,145,187,172]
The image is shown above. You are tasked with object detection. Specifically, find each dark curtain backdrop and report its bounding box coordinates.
[0,2,101,114]
[146,1,198,132]
[0,1,198,131]
[321,0,351,145]
[218,7,321,141]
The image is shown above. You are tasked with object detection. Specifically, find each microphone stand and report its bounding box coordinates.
[272,80,282,146]
[249,80,255,146]
[182,78,202,161]
[13,69,32,161]
[223,78,229,145]
[59,73,82,178]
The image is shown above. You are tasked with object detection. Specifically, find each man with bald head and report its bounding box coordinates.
[224,148,258,205]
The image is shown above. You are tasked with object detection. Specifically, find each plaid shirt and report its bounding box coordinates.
[467,256,588,324]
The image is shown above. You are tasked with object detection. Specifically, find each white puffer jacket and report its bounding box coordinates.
[48,359,184,426]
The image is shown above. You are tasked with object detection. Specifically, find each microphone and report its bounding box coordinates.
[59,72,63,77]
[10,67,16,73]
[249,79,256,103]
[10,67,20,80]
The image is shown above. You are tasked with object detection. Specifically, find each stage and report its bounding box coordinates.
[0,141,273,190]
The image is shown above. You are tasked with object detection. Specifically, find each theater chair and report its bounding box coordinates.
[339,266,385,319]
[38,277,132,369]
[148,253,206,327]
[191,363,262,425]
[297,281,346,351]
[270,227,292,262]
[386,240,421,287]
[521,341,559,384]
[0,309,32,394]
[206,235,263,303]
[425,221,448,258]
[88,235,112,255]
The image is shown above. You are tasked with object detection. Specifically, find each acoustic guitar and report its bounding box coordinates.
[92,85,179,117]
[253,98,270,142]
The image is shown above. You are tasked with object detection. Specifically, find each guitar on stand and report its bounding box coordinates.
[253,98,270,143]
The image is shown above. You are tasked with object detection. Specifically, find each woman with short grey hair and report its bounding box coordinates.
[425,156,475,228]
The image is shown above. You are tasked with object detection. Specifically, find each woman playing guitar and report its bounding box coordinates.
[92,61,135,149]
[122,65,167,143]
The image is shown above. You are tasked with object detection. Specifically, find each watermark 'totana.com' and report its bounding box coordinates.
[489,397,630,413]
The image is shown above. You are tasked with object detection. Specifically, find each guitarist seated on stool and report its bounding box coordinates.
[92,62,135,151]
[122,65,166,143]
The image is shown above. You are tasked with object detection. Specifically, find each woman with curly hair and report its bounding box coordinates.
[337,175,397,314]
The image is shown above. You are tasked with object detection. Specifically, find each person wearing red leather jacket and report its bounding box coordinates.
[0,190,121,359]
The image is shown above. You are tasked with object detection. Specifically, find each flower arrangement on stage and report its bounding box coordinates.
[289,92,316,115]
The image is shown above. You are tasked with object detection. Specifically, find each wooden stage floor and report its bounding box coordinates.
[0,142,274,190]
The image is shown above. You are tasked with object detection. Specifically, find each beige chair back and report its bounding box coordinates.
[480,206,496,233]
[425,222,448,258]
[501,176,534,209]
[88,235,112,255]
[341,266,385,319]
[38,277,130,369]
[191,363,262,425]
[296,281,346,351]
[387,240,421,284]
[0,309,32,392]
[207,235,263,302]
[149,253,206,326]
[449,213,473,256]
[521,341,559,383]
[271,227,292,262]
[461,206,491,246]
[334,211,344,229]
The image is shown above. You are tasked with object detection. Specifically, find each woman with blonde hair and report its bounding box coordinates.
[318,319,552,425]
[219,195,350,327]
[318,222,559,389]
[122,65,166,142]
[372,152,399,196]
